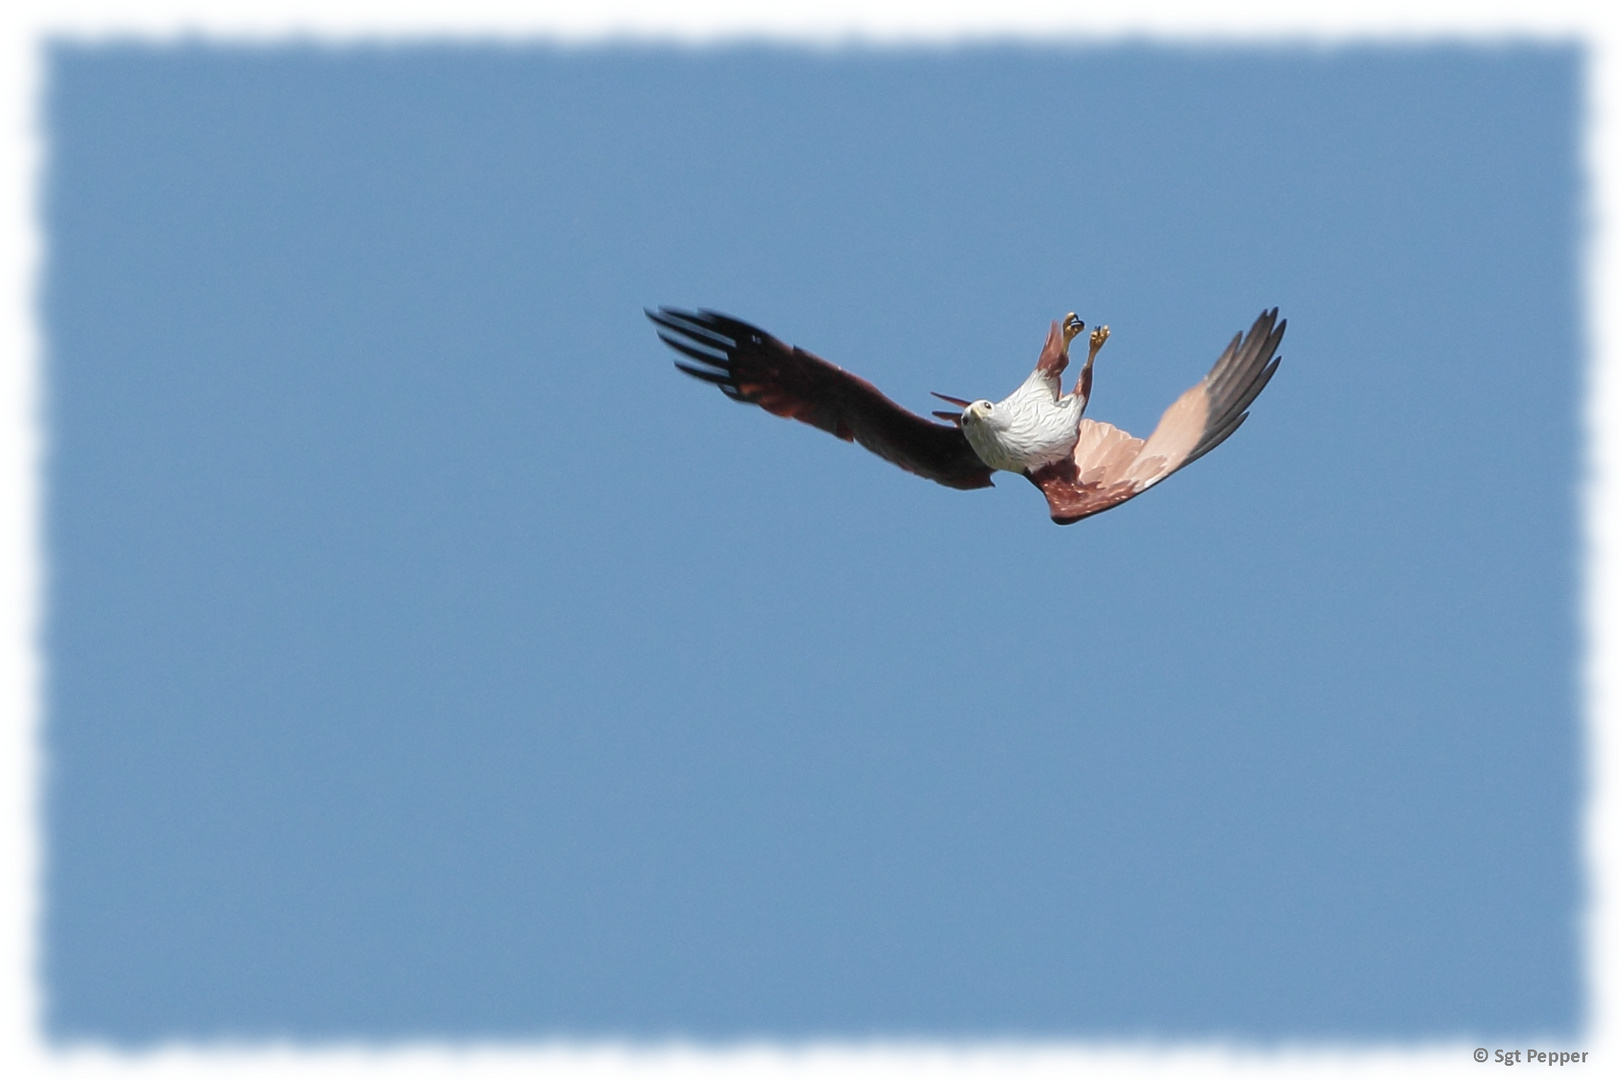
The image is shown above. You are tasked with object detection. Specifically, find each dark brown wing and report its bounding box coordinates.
[1029,308,1284,524]
[649,307,995,491]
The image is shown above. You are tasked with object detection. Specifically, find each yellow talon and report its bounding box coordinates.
[1062,312,1084,344]
[1087,325,1110,362]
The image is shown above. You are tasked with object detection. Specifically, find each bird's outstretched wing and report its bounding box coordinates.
[1028,308,1284,525]
[649,307,996,491]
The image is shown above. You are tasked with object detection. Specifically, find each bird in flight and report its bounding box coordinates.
[647,306,1283,525]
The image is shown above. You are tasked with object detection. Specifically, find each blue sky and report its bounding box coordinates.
[42,43,1580,1042]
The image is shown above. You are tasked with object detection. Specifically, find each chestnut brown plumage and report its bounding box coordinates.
[649,306,1283,525]
[1028,308,1284,524]
[648,308,994,490]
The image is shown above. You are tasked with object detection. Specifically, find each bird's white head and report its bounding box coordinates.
[962,399,998,429]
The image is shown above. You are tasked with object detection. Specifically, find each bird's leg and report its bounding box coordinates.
[1075,324,1109,405]
[1038,313,1085,379]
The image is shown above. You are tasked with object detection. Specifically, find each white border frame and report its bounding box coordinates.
[1,4,1610,1078]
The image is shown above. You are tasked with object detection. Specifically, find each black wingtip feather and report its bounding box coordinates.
[659,334,731,369]
[649,309,735,351]
[1227,356,1281,418]
[673,361,732,386]
[1183,411,1250,469]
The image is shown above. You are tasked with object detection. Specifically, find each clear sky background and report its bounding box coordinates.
[41,43,1579,1043]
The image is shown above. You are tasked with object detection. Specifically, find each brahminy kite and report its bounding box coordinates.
[647,307,1283,525]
